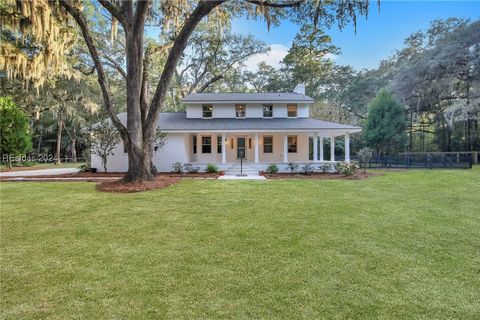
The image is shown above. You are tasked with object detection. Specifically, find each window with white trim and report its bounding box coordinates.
[202,136,211,153]
[262,104,273,117]
[263,136,273,153]
[288,136,297,153]
[202,105,213,118]
[217,136,222,153]
[287,104,297,117]
[236,104,246,118]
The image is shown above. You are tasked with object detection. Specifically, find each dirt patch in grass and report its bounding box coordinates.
[264,171,379,180]
[96,176,180,193]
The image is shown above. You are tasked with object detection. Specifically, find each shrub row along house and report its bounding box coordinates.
[91,85,361,173]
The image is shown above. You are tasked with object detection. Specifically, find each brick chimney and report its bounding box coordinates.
[293,83,305,95]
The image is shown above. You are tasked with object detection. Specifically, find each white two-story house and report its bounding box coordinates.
[92,84,361,173]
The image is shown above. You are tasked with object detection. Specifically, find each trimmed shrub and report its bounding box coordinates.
[78,163,91,172]
[336,161,359,176]
[319,163,331,173]
[301,163,315,174]
[266,163,279,174]
[172,162,183,173]
[183,163,200,173]
[287,162,299,173]
[205,163,219,173]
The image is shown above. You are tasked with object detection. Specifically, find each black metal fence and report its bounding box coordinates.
[352,153,473,169]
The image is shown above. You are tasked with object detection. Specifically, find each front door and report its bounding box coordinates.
[237,137,246,159]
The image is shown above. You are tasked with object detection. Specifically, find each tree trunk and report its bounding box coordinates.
[71,127,77,162]
[123,19,154,183]
[37,130,43,154]
[102,156,108,173]
[55,113,63,165]
[123,143,152,182]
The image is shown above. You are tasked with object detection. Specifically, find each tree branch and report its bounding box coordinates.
[134,0,151,30]
[98,0,127,27]
[198,75,224,93]
[73,64,96,76]
[245,0,304,8]
[146,0,226,134]
[102,55,127,80]
[59,0,128,140]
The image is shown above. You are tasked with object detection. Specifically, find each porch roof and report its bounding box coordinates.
[154,112,361,133]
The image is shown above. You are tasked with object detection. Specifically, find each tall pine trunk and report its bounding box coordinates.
[55,113,63,165]
[71,127,77,162]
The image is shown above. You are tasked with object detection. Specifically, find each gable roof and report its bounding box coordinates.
[182,92,315,104]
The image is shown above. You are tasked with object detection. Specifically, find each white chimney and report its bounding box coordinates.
[293,83,305,95]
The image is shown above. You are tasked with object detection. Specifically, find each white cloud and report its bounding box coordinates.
[244,44,289,71]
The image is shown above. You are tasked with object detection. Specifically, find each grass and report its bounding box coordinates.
[1,168,479,319]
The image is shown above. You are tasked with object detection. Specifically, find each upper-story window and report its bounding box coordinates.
[236,104,246,118]
[287,104,297,117]
[202,105,213,118]
[262,104,273,117]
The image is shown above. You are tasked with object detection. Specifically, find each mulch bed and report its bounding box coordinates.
[264,171,379,180]
[96,176,180,193]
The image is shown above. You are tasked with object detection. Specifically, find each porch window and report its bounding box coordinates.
[263,136,273,153]
[217,136,222,153]
[230,138,234,149]
[262,104,273,117]
[202,136,211,153]
[288,135,297,153]
[309,137,313,160]
[236,104,246,118]
[287,104,297,117]
[248,138,252,149]
[192,135,197,154]
[202,105,213,118]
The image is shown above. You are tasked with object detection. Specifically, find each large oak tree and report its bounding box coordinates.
[2,0,371,182]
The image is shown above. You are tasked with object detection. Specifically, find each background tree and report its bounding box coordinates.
[357,147,373,173]
[363,89,407,155]
[0,97,32,168]
[89,120,120,173]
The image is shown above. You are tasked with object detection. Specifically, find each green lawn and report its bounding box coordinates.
[1,169,479,319]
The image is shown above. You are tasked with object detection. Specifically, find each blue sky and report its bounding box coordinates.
[231,0,480,71]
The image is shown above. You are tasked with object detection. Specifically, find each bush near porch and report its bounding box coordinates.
[1,168,479,319]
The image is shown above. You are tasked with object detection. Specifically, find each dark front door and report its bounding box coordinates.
[237,137,246,159]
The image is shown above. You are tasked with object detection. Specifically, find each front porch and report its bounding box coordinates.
[188,131,353,168]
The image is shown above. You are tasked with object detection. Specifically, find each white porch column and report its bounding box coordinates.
[283,134,288,163]
[330,135,335,162]
[254,133,259,163]
[319,136,324,161]
[221,133,226,164]
[313,132,318,162]
[345,132,350,163]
